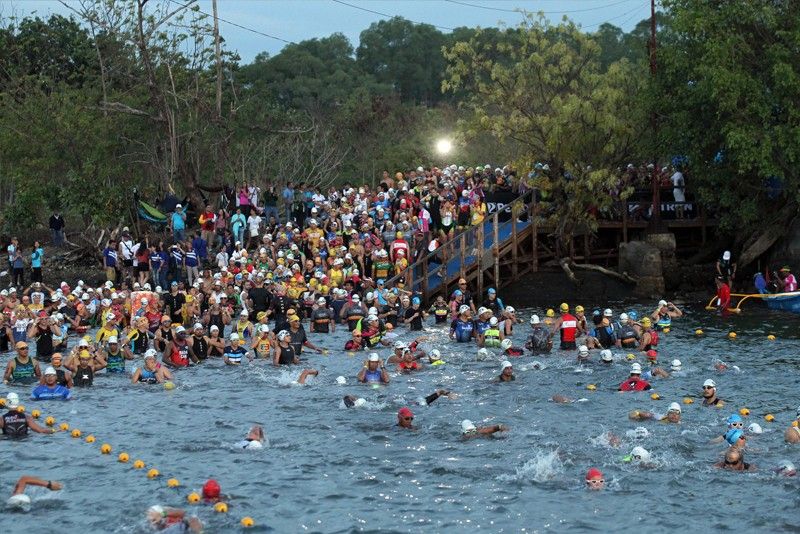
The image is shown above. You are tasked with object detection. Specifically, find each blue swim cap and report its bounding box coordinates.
[724,428,744,445]
[592,309,601,317]
[726,414,743,425]
[454,289,463,296]
[377,279,385,285]
[412,297,420,305]
[628,310,638,320]
[488,288,496,294]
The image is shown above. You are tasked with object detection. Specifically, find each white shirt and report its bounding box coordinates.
[216,251,230,270]
[671,172,685,202]
[247,215,262,235]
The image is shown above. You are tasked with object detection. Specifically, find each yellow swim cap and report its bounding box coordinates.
[546,309,555,317]
[641,317,652,327]
[575,305,584,313]
[559,303,569,312]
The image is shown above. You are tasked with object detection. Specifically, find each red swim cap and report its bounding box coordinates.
[398,407,414,418]
[586,468,603,480]
[646,349,658,361]
[202,479,221,499]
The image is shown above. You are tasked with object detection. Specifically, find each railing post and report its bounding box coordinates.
[531,192,538,272]
[421,253,428,303]
[622,201,628,243]
[460,233,466,280]
[493,212,500,287]
[511,202,518,280]
[477,223,484,302]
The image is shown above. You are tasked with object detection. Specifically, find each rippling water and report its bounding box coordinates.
[2,302,800,533]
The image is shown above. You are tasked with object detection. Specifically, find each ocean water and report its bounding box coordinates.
[2,303,800,533]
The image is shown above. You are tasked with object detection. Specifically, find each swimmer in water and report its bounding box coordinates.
[7,476,62,508]
[710,414,744,444]
[623,446,653,466]
[460,419,508,438]
[496,361,515,382]
[342,395,368,408]
[236,425,266,449]
[397,407,416,430]
[701,379,724,407]
[585,468,604,490]
[629,402,682,423]
[784,406,800,444]
[131,349,173,384]
[295,368,319,385]
[714,447,754,471]
[357,353,390,384]
[146,505,203,532]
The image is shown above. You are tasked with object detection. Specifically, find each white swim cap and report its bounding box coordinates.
[336,376,347,385]
[461,419,477,434]
[476,348,489,361]
[144,348,157,360]
[630,426,649,439]
[630,446,651,462]
[600,349,613,362]
[7,493,31,508]
[354,398,367,408]
[631,363,642,374]
[578,345,589,356]
[530,314,540,325]
[429,349,442,360]
[619,312,628,322]
[668,402,682,413]
[489,317,498,326]
[500,338,512,350]
[6,392,20,409]
[501,360,513,370]
[747,423,763,434]
[245,440,264,450]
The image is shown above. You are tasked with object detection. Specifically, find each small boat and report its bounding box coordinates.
[705,292,800,314]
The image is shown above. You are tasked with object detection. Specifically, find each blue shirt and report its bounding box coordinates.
[31,248,44,268]
[31,384,72,401]
[103,247,117,267]
[192,237,207,259]
[171,211,185,231]
[224,346,247,364]
[149,252,162,271]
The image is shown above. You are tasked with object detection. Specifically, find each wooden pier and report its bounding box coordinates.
[386,191,716,303]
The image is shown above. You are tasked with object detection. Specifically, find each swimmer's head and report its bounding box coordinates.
[671,359,682,371]
[500,339,512,351]
[776,461,797,477]
[559,303,569,313]
[726,414,743,427]
[626,446,651,463]
[7,493,31,510]
[578,345,589,360]
[600,349,613,363]
[336,376,347,386]
[147,505,165,524]
[429,349,442,361]
[747,423,763,435]
[354,398,367,408]
[641,317,652,328]
[476,348,489,361]
[461,419,477,435]
[530,314,540,325]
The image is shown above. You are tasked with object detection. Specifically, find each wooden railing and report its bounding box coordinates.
[385,190,536,301]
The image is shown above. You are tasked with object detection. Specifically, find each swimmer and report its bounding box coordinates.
[236,425,266,450]
[30,367,72,400]
[357,353,390,384]
[618,363,652,391]
[585,468,604,490]
[525,315,552,354]
[623,446,653,466]
[496,361,515,382]
[427,349,445,366]
[8,476,62,509]
[146,505,203,532]
[460,419,508,438]
[784,406,800,444]
[500,338,524,357]
[629,402,682,423]
[723,428,747,449]
[1,393,58,437]
[223,333,249,365]
[701,379,724,407]
[396,349,422,373]
[397,407,416,430]
[576,344,590,363]
[342,395,368,408]
[131,349,173,384]
[775,461,797,477]
[714,447,754,471]
[295,368,319,385]
[710,414,744,444]
[600,349,613,365]
[419,389,452,406]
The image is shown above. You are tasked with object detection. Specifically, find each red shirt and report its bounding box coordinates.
[717,283,731,309]
[619,377,651,392]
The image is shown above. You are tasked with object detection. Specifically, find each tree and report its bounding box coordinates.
[356,17,447,104]
[656,0,800,266]
[443,14,644,251]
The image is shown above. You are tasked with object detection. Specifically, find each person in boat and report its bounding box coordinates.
[779,266,798,292]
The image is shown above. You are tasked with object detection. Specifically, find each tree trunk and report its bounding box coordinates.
[737,202,797,269]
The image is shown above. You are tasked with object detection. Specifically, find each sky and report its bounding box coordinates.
[3,0,653,63]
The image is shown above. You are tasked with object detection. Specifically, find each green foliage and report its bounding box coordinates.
[656,0,800,232]
[443,14,644,238]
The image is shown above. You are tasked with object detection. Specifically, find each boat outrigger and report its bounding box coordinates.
[705,292,800,314]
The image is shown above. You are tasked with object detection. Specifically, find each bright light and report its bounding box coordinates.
[436,138,453,155]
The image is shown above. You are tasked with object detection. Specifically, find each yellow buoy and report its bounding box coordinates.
[793,421,799,427]
[167,478,180,488]
[101,443,112,454]
[765,414,775,422]
[118,452,130,463]
[16,405,25,413]
[147,468,160,479]
[85,435,95,443]
[31,409,41,418]
[0,398,5,407]
[650,393,661,400]
[586,384,596,391]
[214,502,228,513]
[347,351,355,357]
[71,429,82,438]
[695,329,704,336]
[767,334,776,341]
[187,492,201,504]
[728,332,737,339]
[662,327,670,334]
[45,416,56,426]
[739,408,750,417]
[59,422,70,431]
[626,353,636,361]
[683,397,694,404]
[163,381,175,390]
[133,460,145,469]
[241,517,255,528]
